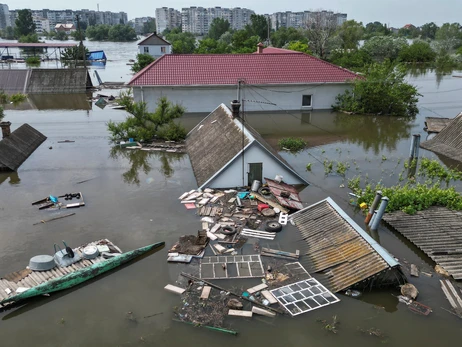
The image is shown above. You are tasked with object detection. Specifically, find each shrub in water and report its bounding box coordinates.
[278,137,307,152]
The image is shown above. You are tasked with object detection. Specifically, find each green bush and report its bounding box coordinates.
[9,93,27,105]
[398,40,436,63]
[157,121,187,141]
[131,53,155,73]
[278,137,307,152]
[25,56,41,66]
[0,106,4,121]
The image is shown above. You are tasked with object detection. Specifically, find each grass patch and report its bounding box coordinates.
[9,93,27,105]
[25,56,41,66]
[278,137,307,152]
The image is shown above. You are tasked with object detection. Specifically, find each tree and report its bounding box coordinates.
[364,21,390,38]
[362,36,408,61]
[286,41,312,54]
[435,22,462,53]
[165,31,196,53]
[107,92,187,142]
[398,40,436,63]
[219,31,233,44]
[55,31,68,41]
[108,24,137,41]
[208,18,230,40]
[305,11,339,59]
[337,20,364,50]
[142,19,156,35]
[271,27,306,47]
[329,49,373,71]
[1,26,15,39]
[333,62,421,117]
[70,30,85,40]
[14,9,36,38]
[18,33,39,43]
[398,25,420,38]
[195,38,231,54]
[131,53,155,73]
[86,25,110,40]
[60,42,89,63]
[420,22,439,40]
[231,30,259,53]
[245,14,269,41]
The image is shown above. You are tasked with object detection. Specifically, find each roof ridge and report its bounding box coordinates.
[129,55,166,85]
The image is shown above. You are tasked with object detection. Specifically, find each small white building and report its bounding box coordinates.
[186,102,309,189]
[137,33,172,58]
[54,23,76,34]
[129,45,360,113]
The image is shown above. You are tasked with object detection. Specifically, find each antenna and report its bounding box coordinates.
[97,4,100,12]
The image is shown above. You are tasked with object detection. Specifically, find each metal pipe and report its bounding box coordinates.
[414,134,421,158]
[364,190,382,224]
[371,197,389,231]
[409,135,416,159]
[368,210,377,228]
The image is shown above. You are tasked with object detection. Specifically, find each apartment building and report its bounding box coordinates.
[155,7,181,34]
[270,10,347,30]
[129,17,155,34]
[0,3,11,29]
[33,16,51,33]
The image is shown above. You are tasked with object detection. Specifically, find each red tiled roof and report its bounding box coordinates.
[129,53,360,86]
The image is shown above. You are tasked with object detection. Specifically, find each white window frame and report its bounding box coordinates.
[161,46,166,53]
[302,94,312,108]
[143,47,149,53]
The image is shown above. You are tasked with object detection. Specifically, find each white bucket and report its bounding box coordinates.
[251,180,261,192]
[274,174,283,183]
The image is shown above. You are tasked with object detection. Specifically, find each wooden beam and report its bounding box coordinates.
[251,192,289,213]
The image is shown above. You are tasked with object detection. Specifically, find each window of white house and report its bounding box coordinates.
[161,47,166,53]
[302,95,312,107]
[143,47,149,53]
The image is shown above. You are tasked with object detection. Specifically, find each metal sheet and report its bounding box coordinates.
[199,255,264,280]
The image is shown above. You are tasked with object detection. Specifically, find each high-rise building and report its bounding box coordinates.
[0,3,11,29]
[129,17,155,34]
[270,10,347,30]
[155,7,181,34]
[33,16,50,33]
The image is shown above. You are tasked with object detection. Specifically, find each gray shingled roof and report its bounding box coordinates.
[0,70,30,94]
[186,105,250,187]
[27,69,92,94]
[137,33,171,46]
[0,124,47,171]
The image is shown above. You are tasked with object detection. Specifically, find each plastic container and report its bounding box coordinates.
[29,255,56,271]
[251,180,261,192]
[274,174,283,183]
[129,138,134,143]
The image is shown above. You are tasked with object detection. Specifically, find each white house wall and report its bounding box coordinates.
[204,142,306,189]
[133,83,351,113]
[138,45,172,58]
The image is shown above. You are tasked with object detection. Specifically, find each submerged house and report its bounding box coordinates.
[128,45,360,113]
[137,33,172,58]
[0,122,47,171]
[186,102,309,189]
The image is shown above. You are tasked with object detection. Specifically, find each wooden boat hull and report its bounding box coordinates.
[0,242,164,305]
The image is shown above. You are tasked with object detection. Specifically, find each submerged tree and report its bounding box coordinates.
[305,11,339,58]
[60,42,89,63]
[15,9,36,38]
[107,91,187,142]
[333,62,421,117]
[131,53,155,73]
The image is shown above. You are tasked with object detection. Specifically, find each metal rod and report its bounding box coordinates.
[371,197,389,231]
[414,134,421,158]
[365,190,382,224]
[409,135,416,159]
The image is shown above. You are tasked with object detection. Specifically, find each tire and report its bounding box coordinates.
[258,187,271,196]
[265,220,282,233]
[221,226,237,235]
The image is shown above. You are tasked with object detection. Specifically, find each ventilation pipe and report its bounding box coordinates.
[230,100,241,118]
[257,42,264,54]
[370,197,389,231]
[0,121,11,139]
[364,190,382,224]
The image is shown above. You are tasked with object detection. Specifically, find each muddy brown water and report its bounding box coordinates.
[1,41,462,345]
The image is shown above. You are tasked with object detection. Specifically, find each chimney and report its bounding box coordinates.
[0,121,11,139]
[230,100,241,118]
[257,42,264,54]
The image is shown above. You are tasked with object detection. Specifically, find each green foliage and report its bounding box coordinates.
[231,30,259,53]
[337,20,364,49]
[208,18,231,40]
[55,30,68,41]
[0,90,8,104]
[329,49,373,71]
[271,27,306,48]
[420,22,439,40]
[336,161,349,175]
[0,106,4,122]
[278,137,306,152]
[25,56,41,66]
[364,21,390,39]
[70,30,85,40]
[457,46,462,56]
[398,25,420,38]
[15,9,36,37]
[306,163,312,171]
[18,33,39,43]
[333,62,420,117]
[60,43,89,62]
[362,36,409,61]
[435,22,462,53]
[142,20,156,35]
[108,24,137,41]
[245,14,269,41]
[165,30,196,53]
[9,93,27,104]
[195,38,231,54]
[131,53,155,73]
[323,159,334,174]
[107,92,187,142]
[286,41,311,54]
[86,25,110,40]
[418,158,462,184]
[1,26,15,39]
[398,40,436,63]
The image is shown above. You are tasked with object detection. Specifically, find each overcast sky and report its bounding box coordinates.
[8,0,462,27]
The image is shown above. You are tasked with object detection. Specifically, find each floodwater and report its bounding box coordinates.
[1,40,462,346]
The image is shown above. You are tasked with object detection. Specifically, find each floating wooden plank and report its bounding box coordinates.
[251,192,289,214]
[252,306,276,317]
[410,264,419,277]
[206,231,218,241]
[202,221,209,231]
[261,290,278,304]
[228,309,252,317]
[210,224,221,234]
[424,117,452,133]
[200,286,212,300]
[213,244,227,253]
[261,247,299,259]
[215,233,226,240]
[178,192,190,200]
[164,284,186,295]
[33,213,75,225]
[247,283,268,294]
[440,279,462,311]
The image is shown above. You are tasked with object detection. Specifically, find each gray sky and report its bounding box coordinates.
[9,0,462,27]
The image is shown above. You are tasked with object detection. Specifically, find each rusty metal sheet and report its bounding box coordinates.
[265,177,303,210]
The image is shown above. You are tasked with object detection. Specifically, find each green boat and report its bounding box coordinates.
[0,241,164,305]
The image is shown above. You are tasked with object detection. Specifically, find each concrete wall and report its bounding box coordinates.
[138,45,172,58]
[133,83,351,113]
[204,142,306,189]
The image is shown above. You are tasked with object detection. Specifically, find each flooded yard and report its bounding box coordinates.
[1,44,462,345]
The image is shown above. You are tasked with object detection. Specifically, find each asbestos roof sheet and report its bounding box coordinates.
[0,124,47,171]
[129,53,360,86]
[289,197,398,292]
[0,69,29,94]
[383,206,462,280]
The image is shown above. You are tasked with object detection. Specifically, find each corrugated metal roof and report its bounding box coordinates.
[0,124,47,171]
[289,197,399,292]
[383,206,462,280]
[129,53,361,86]
[87,51,107,61]
[0,43,76,48]
[0,69,30,94]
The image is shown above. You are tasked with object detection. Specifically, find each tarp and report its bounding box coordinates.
[87,50,107,61]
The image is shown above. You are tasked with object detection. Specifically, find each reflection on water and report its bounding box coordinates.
[109,146,185,185]
[0,172,20,186]
[333,113,415,155]
[4,94,92,111]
